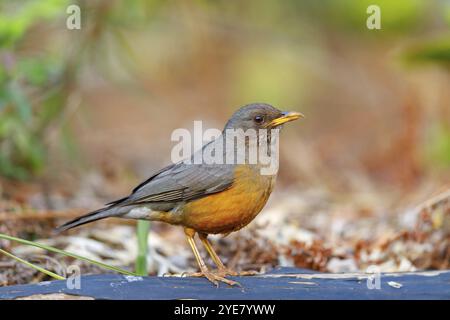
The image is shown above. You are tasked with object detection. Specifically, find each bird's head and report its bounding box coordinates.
[224,103,303,131]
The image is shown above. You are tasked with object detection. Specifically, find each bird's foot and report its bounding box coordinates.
[216,268,259,277]
[188,268,259,277]
[184,270,241,287]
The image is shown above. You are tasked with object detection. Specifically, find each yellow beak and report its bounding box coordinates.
[266,111,304,127]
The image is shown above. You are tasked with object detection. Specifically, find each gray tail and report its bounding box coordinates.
[56,207,117,233]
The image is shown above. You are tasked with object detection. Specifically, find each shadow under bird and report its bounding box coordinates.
[58,103,303,286]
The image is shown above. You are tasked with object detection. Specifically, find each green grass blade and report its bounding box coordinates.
[135,220,150,276]
[0,248,65,280]
[0,233,137,276]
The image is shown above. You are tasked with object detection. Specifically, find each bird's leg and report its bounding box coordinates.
[198,233,229,273]
[198,233,258,277]
[184,228,239,287]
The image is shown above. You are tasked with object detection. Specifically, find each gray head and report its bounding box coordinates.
[224,103,303,131]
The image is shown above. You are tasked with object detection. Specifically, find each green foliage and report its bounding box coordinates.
[0,0,162,180]
[427,123,450,168]
[403,38,450,67]
[135,220,150,276]
[445,2,450,27]
[0,0,67,48]
[0,57,65,179]
[313,0,434,35]
[0,1,68,179]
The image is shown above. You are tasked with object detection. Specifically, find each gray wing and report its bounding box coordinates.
[110,161,235,209]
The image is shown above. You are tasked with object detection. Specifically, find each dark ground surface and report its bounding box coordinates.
[0,267,449,300]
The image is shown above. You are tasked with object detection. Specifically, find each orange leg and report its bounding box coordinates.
[199,233,258,277]
[184,228,239,287]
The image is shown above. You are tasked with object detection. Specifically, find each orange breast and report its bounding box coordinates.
[180,165,276,234]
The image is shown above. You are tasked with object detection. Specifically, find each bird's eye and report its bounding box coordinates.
[254,115,264,124]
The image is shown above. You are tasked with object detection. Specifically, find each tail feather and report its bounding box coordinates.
[56,207,116,233]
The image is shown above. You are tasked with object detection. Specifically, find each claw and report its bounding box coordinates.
[184,271,203,277]
[216,268,259,277]
[186,270,241,287]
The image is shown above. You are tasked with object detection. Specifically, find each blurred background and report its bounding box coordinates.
[0,0,449,285]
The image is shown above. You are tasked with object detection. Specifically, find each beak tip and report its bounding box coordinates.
[268,110,303,127]
[283,111,304,119]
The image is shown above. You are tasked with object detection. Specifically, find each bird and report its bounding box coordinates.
[57,103,302,286]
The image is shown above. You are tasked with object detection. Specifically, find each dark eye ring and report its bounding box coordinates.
[254,115,264,123]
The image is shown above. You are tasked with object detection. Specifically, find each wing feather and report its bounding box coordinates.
[111,162,235,207]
